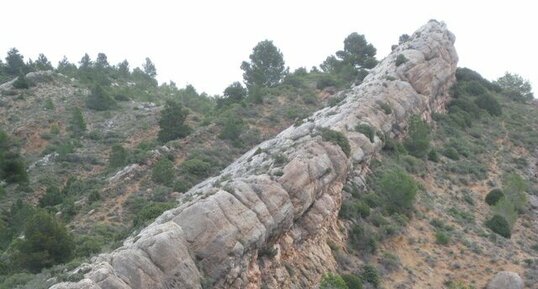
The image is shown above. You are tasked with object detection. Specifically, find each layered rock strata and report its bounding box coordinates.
[51,20,458,289]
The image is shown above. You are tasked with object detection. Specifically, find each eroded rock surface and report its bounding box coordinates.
[50,20,458,289]
[487,271,524,289]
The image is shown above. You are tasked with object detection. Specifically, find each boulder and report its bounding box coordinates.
[487,271,524,289]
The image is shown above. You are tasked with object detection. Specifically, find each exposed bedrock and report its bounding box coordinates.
[51,20,458,289]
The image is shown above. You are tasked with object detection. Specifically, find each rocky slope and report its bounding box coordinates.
[50,20,458,289]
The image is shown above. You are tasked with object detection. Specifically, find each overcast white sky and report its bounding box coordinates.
[1,0,536,96]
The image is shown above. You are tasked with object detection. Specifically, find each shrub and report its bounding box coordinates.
[475,93,502,116]
[317,74,338,90]
[219,114,246,147]
[485,214,511,238]
[377,101,392,114]
[485,189,504,206]
[158,100,191,143]
[361,264,380,288]
[341,274,363,289]
[151,158,175,186]
[349,223,378,254]
[395,54,408,66]
[502,173,528,212]
[13,73,30,89]
[69,107,86,136]
[14,210,74,272]
[181,158,211,178]
[355,124,375,142]
[377,168,418,215]
[443,147,460,160]
[38,185,64,207]
[435,230,450,245]
[380,252,401,272]
[321,128,351,157]
[319,273,349,289]
[109,144,128,168]
[428,149,440,162]
[133,202,175,227]
[86,85,116,111]
[404,115,431,158]
[88,190,101,203]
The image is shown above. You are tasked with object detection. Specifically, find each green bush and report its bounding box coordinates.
[339,200,370,220]
[321,128,351,157]
[485,214,511,238]
[0,130,28,184]
[395,54,408,66]
[13,73,30,89]
[485,189,504,206]
[341,274,363,289]
[88,190,101,203]
[219,114,246,147]
[443,147,460,160]
[14,210,74,272]
[377,101,392,114]
[317,74,338,90]
[158,100,191,143]
[355,124,375,142]
[133,202,175,227]
[75,236,104,257]
[38,185,64,207]
[502,173,528,212]
[181,158,211,178]
[428,149,440,162]
[109,144,128,168]
[69,107,86,136]
[349,223,378,254]
[377,168,418,215]
[404,115,431,158]
[361,264,380,288]
[86,85,116,111]
[435,230,450,245]
[319,273,349,289]
[151,158,175,186]
[475,93,502,116]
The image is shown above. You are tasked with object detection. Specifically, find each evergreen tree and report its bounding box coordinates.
[57,56,77,76]
[241,40,287,89]
[5,48,26,75]
[143,57,157,78]
[95,52,110,69]
[404,115,431,158]
[86,85,116,111]
[496,72,534,102]
[79,53,92,70]
[14,210,74,272]
[158,101,191,143]
[117,59,130,77]
[35,53,53,71]
[109,144,128,168]
[321,33,377,84]
[69,107,86,135]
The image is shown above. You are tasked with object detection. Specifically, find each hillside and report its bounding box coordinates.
[0,20,537,289]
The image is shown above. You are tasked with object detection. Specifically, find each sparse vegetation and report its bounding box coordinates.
[395,54,408,66]
[321,128,351,157]
[355,124,375,142]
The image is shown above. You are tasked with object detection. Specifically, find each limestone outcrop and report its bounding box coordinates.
[487,271,524,289]
[50,20,458,289]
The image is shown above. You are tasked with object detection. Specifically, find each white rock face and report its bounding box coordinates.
[50,20,458,289]
[487,271,524,289]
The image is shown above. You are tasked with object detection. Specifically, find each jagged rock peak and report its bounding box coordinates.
[50,20,458,289]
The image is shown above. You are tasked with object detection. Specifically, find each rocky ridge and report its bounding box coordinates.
[51,20,458,289]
